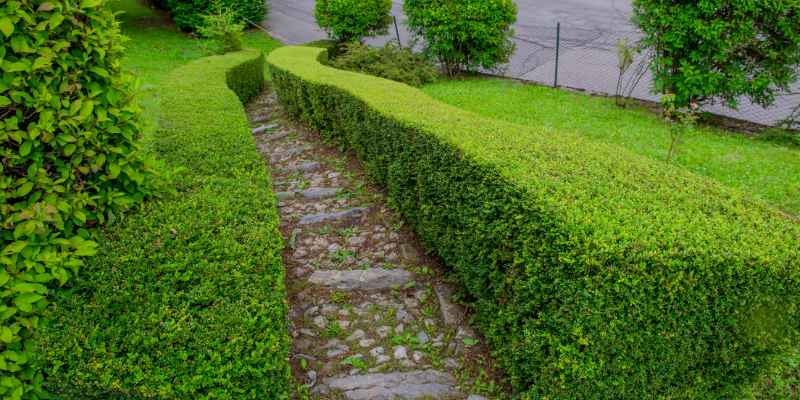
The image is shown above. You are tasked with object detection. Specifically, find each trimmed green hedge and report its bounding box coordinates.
[34,50,291,399]
[267,46,800,399]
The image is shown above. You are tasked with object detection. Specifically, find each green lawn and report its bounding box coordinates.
[423,78,800,215]
[110,0,280,136]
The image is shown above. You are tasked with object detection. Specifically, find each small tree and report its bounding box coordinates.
[315,0,392,43]
[404,0,517,77]
[632,0,800,109]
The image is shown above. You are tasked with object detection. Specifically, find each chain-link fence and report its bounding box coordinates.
[504,21,800,128]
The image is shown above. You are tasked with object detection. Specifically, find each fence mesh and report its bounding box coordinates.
[505,21,800,128]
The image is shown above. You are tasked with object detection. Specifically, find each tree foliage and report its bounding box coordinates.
[163,0,267,32]
[632,0,800,108]
[404,0,517,76]
[1,0,157,398]
[315,0,392,43]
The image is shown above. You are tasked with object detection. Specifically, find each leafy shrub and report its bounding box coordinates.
[0,1,156,397]
[165,0,266,32]
[315,0,392,43]
[632,0,800,109]
[34,50,291,399]
[331,42,438,87]
[404,0,517,76]
[198,3,245,54]
[268,46,800,399]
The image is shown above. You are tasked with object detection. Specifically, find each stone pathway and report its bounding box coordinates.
[246,90,505,399]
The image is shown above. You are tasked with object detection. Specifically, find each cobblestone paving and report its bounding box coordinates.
[246,90,505,399]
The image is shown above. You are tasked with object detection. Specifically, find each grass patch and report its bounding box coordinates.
[422,78,800,215]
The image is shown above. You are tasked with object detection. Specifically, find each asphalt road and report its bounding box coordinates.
[264,0,798,126]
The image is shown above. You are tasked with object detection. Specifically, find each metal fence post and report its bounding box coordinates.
[393,16,402,46]
[554,21,560,88]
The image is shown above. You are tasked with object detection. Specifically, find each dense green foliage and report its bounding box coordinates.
[268,46,800,399]
[34,50,291,399]
[160,0,266,32]
[315,0,392,43]
[196,4,245,54]
[331,42,438,87]
[422,78,800,215]
[404,0,517,75]
[632,0,800,108]
[0,1,157,397]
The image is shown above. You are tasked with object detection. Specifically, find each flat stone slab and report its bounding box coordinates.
[435,284,467,326]
[308,268,413,290]
[300,187,340,200]
[286,161,321,173]
[266,131,289,141]
[322,370,459,400]
[252,123,279,135]
[298,207,368,225]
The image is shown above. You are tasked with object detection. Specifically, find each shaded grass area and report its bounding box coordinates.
[423,78,800,215]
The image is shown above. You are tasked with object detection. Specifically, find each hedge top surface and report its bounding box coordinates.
[268,46,800,272]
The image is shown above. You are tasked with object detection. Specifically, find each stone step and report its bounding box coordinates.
[285,161,321,173]
[252,123,279,135]
[275,187,340,202]
[298,207,368,225]
[317,370,460,400]
[300,187,340,200]
[271,146,310,163]
[308,268,413,290]
[266,131,289,142]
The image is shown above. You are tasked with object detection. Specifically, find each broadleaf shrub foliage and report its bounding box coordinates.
[315,0,392,43]
[632,0,800,109]
[331,42,438,87]
[404,0,517,76]
[160,0,267,32]
[0,1,155,397]
[268,46,800,398]
[34,50,292,399]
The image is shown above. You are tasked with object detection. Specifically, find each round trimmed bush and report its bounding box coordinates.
[315,0,393,43]
[0,0,155,397]
[404,0,517,76]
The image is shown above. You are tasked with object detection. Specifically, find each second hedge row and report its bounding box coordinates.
[267,46,800,399]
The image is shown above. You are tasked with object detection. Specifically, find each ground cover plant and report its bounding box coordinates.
[422,78,800,215]
[331,42,439,87]
[268,45,800,399]
[0,0,158,397]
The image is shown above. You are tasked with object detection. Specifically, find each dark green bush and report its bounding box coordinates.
[1,1,156,397]
[268,46,800,399]
[632,0,800,109]
[331,42,438,87]
[404,0,517,76]
[315,0,392,43]
[34,50,291,399]
[165,0,267,32]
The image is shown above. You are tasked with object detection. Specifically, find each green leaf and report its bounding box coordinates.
[16,182,33,197]
[19,141,32,156]
[3,242,28,256]
[81,0,103,9]
[0,18,13,37]
[0,96,10,107]
[38,2,55,11]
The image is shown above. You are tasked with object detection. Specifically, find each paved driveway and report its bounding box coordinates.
[264,0,798,126]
